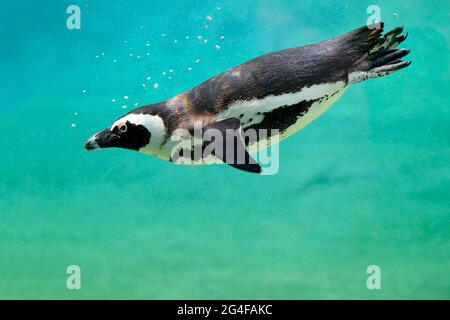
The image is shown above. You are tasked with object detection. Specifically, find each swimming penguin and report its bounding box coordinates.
[85,22,411,174]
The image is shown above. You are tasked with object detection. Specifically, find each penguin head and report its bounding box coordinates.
[84,113,166,154]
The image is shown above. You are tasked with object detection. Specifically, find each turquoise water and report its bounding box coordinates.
[0,0,449,299]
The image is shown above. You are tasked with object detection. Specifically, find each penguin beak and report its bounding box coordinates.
[84,128,119,151]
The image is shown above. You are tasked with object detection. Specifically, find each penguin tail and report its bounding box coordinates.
[347,23,411,84]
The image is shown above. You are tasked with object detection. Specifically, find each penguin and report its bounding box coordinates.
[85,22,411,174]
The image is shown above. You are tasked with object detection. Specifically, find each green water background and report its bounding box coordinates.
[0,0,449,299]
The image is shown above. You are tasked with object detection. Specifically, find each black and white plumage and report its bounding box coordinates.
[85,22,411,174]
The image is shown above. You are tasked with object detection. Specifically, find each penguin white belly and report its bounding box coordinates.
[277,86,348,140]
[249,86,348,154]
[216,81,348,153]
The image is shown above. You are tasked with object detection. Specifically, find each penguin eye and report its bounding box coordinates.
[118,124,127,133]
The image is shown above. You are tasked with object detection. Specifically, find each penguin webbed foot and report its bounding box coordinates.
[349,24,411,83]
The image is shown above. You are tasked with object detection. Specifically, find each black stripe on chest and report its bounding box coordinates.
[245,98,320,137]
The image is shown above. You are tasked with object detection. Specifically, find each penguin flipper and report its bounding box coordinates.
[205,118,262,174]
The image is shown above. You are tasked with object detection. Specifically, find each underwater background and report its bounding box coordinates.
[0,0,449,299]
